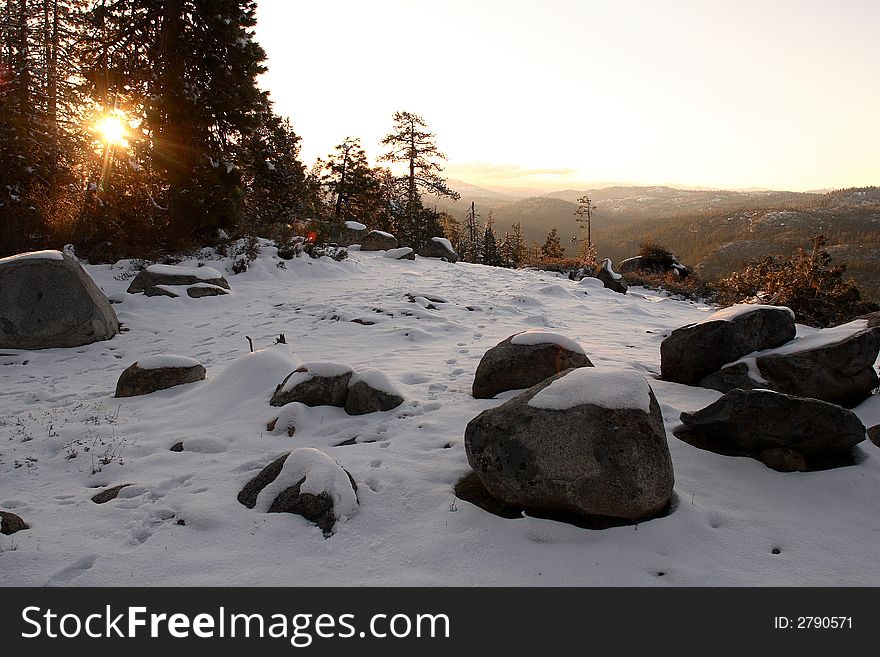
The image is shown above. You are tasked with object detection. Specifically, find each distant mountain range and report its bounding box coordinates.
[432,182,880,300]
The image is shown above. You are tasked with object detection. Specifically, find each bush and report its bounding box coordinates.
[637,239,675,263]
[715,235,878,327]
[625,270,716,302]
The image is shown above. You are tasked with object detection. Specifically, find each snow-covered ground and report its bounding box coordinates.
[2,243,879,586]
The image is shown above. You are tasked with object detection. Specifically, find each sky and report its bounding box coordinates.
[255,0,880,193]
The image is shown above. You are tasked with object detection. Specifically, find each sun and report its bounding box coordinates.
[95,113,128,147]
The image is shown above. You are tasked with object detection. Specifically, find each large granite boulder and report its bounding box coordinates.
[360,230,398,251]
[472,330,592,399]
[345,369,404,415]
[699,318,880,407]
[465,368,674,524]
[115,356,206,397]
[661,305,796,385]
[675,389,866,472]
[330,221,368,247]
[270,362,353,408]
[419,237,459,263]
[594,258,628,294]
[237,448,358,536]
[0,250,119,350]
[127,264,229,294]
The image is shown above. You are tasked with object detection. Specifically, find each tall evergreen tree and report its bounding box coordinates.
[319,137,388,230]
[510,220,527,267]
[541,227,565,260]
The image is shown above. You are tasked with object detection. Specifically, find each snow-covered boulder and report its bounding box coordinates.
[465,368,674,524]
[360,230,398,251]
[115,355,206,398]
[127,264,229,294]
[330,220,368,247]
[270,362,353,408]
[1,510,28,535]
[594,258,628,294]
[472,330,593,399]
[699,318,880,407]
[0,250,119,350]
[237,448,358,536]
[345,369,404,415]
[419,237,459,263]
[675,389,866,472]
[660,304,796,385]
[384,247,415,260]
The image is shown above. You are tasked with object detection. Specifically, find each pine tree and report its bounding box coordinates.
[461,201,482,263]
[542,227,565,260]
[379,111,459,248]
[320,137,388,232]
[510,220,527,267]
[481,211,501,266]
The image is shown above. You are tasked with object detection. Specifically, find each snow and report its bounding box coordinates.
[528,367,652,412]
[298,362,354,378]
[602,258,622,280]
[2,245,880,586]
[135,355,201,370]
[698,303,795,324]
[344,221,367,231]
[369,230,394,238]
[384,247,413,259]
[145,264,224,279]
[431,237,454,251]
[348,369,402,397]
[253,448,358,524]
[0,249,64,264]
[510,329,586,355]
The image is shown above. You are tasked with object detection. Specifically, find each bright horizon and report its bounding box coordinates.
[255,0,880,193]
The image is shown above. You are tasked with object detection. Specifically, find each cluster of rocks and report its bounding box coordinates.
[127,264,230,298]
[330,220,459,263]
[662,304,878,471]
[461,330,675,526]
[270,362,404,416]
[0,250,119,350]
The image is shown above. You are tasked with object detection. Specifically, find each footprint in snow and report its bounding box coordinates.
[46,554,98,586]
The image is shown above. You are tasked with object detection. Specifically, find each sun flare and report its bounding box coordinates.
[95,114,128,147]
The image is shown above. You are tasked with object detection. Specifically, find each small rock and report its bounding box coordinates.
[868,425,880,448]
[127,264,229,294]
[0,510,28,535]
[419,237,459,263]
[170,442,184,452]
[115,355,206,397]
[143,285,179,298]
[345,369,404,415]
[270,362,353,408]
[594,258,628,294]
[91,484,132,504]
[186,284,229,298]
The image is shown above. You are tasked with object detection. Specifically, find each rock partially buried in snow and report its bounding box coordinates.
[330,220,368,247]
[465,368,674,524]
[698,318,880,408]
[594,258,628,294]
[0,250,119,350]
[384,247,415,260]
[0,510,28,535]
[360,230,398,251]
[270,362,353,408]
[237,448,358,536]
[472,330,592,399]
[345,369,404,415]
[869,425,880,448]
[127,264,229,294]
[115,355,206,397]
[674,389,866,472]
[660,304,796,385]
[186,283,229,298]
[419,237,459,263]
[91,484,133,504]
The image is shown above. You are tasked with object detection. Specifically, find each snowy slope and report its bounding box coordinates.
[2,243,879,586]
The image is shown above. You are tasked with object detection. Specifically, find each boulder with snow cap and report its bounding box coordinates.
[237,448,358,536]
[384,247,416,260]
[127,264,229,294]
[270,362,354,408]
[419,237,459,263]
[698,318,880,407]
[186,283,229,298]
[675,389,866,472]
[360,230,398,251]
[660,304,796,385]
[594,258,628,294]
[465,367,674,525]
[330,220,368,247]
[472,330,593,399]
[115,355,206,397]
[345,369,404,415]
[0,250,119,350]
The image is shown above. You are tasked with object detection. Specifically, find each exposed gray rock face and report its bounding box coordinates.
[0,251,119,350]
[675,389,866,472]
[270,363,353,408]
[344,370,404,415]
[127,264,229,294]
[699,320,880,407]
[360,230,398,251]
[419,237,459,263]
[594,258,628,294]
[660,305,796,385]
[465,368,675,524]
[115,356,206,397]
[472,332,592,399]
